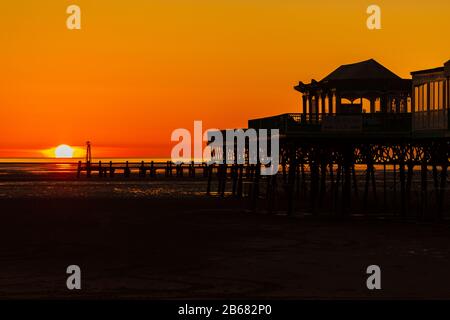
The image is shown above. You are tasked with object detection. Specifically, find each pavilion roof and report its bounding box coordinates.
[321,59,402,81]
[294,59,411,94]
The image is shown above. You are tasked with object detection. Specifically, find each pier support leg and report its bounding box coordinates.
[237,165,243,198]
[252,163,261,211]
[319,161,327,203]
[287,158,296,216]
[352,164,358,198]
[342,164,351,215]
[301,163,307,198]
[334,164,342,214]
[406,163,414,214]
[282,157,287,184]
[296,163,301,196]
[371,164,377,204]
[329,163,334,193]
[267,175,277,214]
[420,162,428,219]
[393,164,397,210]
[310,161,319,215]
[399,161,406,217]
[342,147,352,216]
[438,164,448,219]
[206,165,212,195]
[217,165,223,196]
[432,165,439,213]
[364,164,371,210]
[221,165,227,197]
[383,164,387,209]
[232,165,238,196]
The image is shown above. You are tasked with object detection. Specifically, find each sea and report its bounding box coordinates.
[0,158,441,200]
[0,158,209,199]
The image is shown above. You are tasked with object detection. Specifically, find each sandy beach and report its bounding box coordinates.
[1,192,450,299]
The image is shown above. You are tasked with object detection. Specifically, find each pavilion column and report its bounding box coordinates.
[445,78,450,110]
[443,80,447,110]
[447,78,450,109]
[404,95,409,113]
[315,94,320,122]
[426,83,431,128]
[447,79,450,130]
[335,92,341,114]
[302,94,307,116]
[380,94,387,113]
[308,95,313,123]
[370,97,376,114]
[328,92,334,115]
[321,94,326,115]
[395,97,401,113]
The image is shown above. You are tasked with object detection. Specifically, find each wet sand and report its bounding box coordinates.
[1,196,450,299]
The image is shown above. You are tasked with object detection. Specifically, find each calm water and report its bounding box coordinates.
[0,158,441,199]
[0,158,210,199]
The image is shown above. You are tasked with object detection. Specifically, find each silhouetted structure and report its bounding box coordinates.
[297,59,411,122]
[228,59,449,218]
[411,61,450,132]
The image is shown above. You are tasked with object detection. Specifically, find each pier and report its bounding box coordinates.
[212,59,450,219]
[77,160,210,179]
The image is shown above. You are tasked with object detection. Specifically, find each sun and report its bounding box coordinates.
[54,144,74,158]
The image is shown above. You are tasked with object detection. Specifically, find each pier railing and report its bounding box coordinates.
[248,113,413,134]
[77,160,215,179]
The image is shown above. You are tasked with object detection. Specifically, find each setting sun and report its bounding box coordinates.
[54,144,74,158]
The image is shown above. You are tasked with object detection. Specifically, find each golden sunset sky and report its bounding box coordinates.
[0,0,449,158]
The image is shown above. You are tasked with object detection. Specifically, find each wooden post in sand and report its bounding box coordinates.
[124,161,130,178]
[98,161,103,178]
[177,163,183,177]
[86,161,91,178]
[203,163,208,178]
[139,161,146,178]
[109,161,114,178]
[150,161,155,178]
[77,161,81,178]
[190,161,195,178]
[206,164,213,195]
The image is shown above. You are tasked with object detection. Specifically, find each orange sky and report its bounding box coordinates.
[0,0,449,158]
